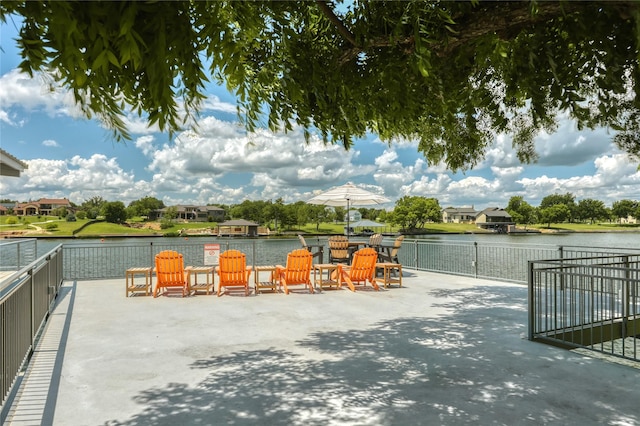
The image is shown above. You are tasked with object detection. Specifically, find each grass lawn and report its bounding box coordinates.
[530,222,640,232]
[2,216,637,237]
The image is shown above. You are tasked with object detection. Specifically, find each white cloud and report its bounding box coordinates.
[42,139,59,148]
[0,154,142,203]
[0,68,84,119]
[142,117,367,198]
[534,118,615,166]
[517,153,640,205]
[202,95,237,114]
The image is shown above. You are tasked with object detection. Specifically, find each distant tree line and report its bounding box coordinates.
[506,194,640,228]
[6,193,637,230]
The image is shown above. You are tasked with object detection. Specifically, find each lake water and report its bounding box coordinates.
[410,231,639,249]
[34,231,639,256]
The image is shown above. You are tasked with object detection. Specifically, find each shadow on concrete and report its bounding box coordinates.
[103,285,639,426]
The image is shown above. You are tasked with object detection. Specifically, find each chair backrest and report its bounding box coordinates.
[390,235,405,257]
[282,249,313,283]
[218,249,249,285]
[368,233,383,247]
[348,248,378,281]
[155,250,185,285]
[298,234,308,248]
[328,236,350,261]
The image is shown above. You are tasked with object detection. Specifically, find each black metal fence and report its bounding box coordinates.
[528,253,640,362]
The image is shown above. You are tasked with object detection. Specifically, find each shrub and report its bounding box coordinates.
[45,223,58,230]
[6,216,18,225]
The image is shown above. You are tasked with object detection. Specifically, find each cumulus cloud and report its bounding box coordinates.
[42,139,59,148]
[0,154,144,203]
[517,153,640,206]
[0,69,84,119]
[142,117,369,199]
[535,123,615,166]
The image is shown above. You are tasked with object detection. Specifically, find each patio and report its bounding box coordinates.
[5,270,639,425]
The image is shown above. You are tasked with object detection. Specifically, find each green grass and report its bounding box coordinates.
[75,221,160,236]
[3,216,637,237]
[530,222,640,232]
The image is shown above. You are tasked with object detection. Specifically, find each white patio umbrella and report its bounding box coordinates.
[307,183,390,238]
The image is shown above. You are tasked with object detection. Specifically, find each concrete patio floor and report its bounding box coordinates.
[5,270,639,425]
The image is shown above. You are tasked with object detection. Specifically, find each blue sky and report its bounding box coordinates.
[1,18,638,211]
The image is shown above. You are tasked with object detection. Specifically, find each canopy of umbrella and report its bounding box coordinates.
[307,183,390,238]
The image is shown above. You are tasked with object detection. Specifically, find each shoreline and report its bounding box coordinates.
[3,227,640,240]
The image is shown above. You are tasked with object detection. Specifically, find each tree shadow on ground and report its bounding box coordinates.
[104,285,639,426]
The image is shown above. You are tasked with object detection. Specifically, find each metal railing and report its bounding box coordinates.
[62,239,305,280]
[403,240,561,283]
[0,239,38,273]
[528,253,640,362]
[0,244,63,413]
[60,238,569,283]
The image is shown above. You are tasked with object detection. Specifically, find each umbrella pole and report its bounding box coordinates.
[346,198,350,240]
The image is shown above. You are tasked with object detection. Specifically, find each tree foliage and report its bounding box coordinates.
[506,196,536,225]
[611,199,639,220]
[540,192,576,222]
[101,201,127,224]
[3,1,640,170]
[576,198,609,224]
[538,204,571,228]
[127,196,165,218]
[389,196,442,230]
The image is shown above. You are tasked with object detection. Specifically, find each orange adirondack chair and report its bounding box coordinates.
[216,249,252,296]
[336,247,380,292]
[276,249,314,294]
[154,250,191,297]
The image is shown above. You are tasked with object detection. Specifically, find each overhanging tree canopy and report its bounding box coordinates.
[2,0,639,170]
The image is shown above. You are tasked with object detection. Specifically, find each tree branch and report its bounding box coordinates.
[336,1,638,65]
[316,0,359,48]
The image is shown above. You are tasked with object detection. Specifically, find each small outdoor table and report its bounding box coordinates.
[254,265,278,294]
[376,262,402,288]
[313,263,340,291]
[125,267,152,297]
[186,265,215,295]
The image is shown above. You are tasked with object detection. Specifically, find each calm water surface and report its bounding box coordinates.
[36,231,639,253]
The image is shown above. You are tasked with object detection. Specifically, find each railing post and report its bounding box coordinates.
[252,241,257,269]
[528,260,535,340]
[149,242,154,269]
[414,240,418,270]
[622,255,630,341]
[473,242,478,278]
[558,245,565,291]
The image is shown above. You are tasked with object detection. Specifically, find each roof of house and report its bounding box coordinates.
[217,219,259,226]
[478,208,512,218]
[443,207,477,213]
[160,205,224,212]
[15,198,71,208]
